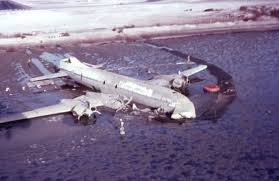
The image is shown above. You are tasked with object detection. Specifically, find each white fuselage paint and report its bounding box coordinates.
[59,57,196,119]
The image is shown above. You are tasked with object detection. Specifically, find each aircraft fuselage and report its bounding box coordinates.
[59,58,196,119]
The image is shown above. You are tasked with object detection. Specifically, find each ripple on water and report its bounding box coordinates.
[0,31,279,180]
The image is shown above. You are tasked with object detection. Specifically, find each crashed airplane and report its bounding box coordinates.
[0,57,207,124]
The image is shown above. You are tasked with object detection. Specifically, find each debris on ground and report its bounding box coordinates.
[119,119,125,136]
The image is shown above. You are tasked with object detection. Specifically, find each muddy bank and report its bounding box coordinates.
[0,0,278,46]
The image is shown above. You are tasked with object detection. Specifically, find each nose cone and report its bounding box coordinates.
[171,97,196,120]
[171,110,196,120]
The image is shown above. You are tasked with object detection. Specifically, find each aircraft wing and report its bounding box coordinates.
[0,103,73,124]
[147,64,207,86]
[0,92,125,125]
[179,65,207,77]
[30,71,68,82]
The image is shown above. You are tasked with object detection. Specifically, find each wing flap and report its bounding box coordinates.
[180,65,207,77]
[147,65,207,85]
[30,71,68,82]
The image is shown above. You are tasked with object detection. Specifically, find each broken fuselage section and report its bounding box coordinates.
[0,57,207,124]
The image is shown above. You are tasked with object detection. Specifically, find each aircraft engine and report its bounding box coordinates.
[71,101,94,121]
[171,77,189,92]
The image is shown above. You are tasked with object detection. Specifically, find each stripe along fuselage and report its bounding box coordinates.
[58,57,196,119]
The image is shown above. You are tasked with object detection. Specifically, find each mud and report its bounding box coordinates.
[0,31,279,180]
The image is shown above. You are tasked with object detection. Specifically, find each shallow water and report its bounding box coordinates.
[0,31,279,180]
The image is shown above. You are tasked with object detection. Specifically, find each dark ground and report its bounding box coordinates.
[0,31,278,180]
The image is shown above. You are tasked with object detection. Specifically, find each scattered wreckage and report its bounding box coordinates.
[0,56,208,124]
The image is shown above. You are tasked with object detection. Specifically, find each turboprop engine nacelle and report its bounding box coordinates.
[71,101,93,120]
[172,77,189,92]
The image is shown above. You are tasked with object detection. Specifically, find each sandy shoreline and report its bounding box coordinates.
[0,0,278,47]
[1,21,278,48]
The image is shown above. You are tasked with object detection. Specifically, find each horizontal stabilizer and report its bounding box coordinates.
[180,65,207,77]
[30,71,68,82]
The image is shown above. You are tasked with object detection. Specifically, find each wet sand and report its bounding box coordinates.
[0,31,279,180]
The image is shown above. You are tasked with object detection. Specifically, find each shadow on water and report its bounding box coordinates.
[0,101,32,140]
[0,120,31,140]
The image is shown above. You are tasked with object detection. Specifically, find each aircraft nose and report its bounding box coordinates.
[171,111,196,120]
[171,96,196,120]
[181,111,196,119]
